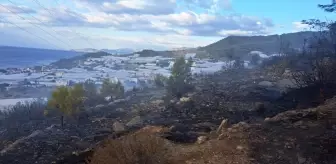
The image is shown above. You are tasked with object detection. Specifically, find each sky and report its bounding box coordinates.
[0,0,334,51]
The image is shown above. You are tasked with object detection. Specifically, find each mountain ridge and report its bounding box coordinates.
[197,31,317,59]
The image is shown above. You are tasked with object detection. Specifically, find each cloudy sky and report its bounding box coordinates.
[0,0,334,50]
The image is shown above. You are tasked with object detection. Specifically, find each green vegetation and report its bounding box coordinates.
[196,31,316,60]
[154,74,168,87]
[250,53,261,65]
[46,84,85,128]
[82,79,104,106]
[166,57,193,98]
[100,78,125,100]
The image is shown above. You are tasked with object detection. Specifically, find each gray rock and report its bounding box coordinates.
[112,121,126,133]
[217,119,229,134]
[297,153,307,164]
[116,108,125,112]
[276,79,295,89]
[258,81,274,87]
[151,99,164,105]
[94,104,104,109]
[108,101,116,106]
[236,145,244,150]
[196,136,208,144]
[126,116,144,127]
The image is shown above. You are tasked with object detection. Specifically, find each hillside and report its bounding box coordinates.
[0,46,81,68]
[196,31,316,60]
[50,51,113,69]
[48,31,318,70]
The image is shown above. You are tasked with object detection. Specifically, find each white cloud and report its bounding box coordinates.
[292,21,310,31]
[31,7,273,37]
[76,0,177,15]
[0,4,36,14]
[0,0,277,50]
[182,0,232,13]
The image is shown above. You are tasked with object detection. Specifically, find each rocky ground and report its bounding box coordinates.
[0,68,335,164]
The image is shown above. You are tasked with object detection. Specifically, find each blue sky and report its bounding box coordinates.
[0,0,334,50]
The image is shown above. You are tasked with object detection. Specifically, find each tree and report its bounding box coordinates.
[250,54,261,65]
[291,2,336,88]
[46,84,85,128]
[100,78,125,100]
[154,74,168,87]
[82,79,102,106]
[233,56,244,69]
[83,79,97,97]
[166,57,194,98]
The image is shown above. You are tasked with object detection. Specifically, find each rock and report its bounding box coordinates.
[196,136,208,144]
[187,92,196,97]
[94,104,104,109]
[232,122,250,129]
[284,142,293,149]
[216,119,229,134]
[218,133,228,140]
[151,99,164,105]
[116,108,125,112]
[236,145,244,151]
[297,153,307,164]
[108,101,115,106]
[112,121,126,133]
[276,79,295,89]
[113,98,127,104]
[126,116,144,127]
[282,69,292,77]
[180,97,191,102]
[258,81,274,87]
[170,99,178,104]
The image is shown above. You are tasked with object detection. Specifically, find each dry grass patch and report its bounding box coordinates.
[89,133,174,164]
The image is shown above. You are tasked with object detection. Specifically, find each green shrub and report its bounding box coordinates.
[82,79,104,106]
[154,74,168,87]
[166,57,194,98]
[46,84,85,128]
[100,78,125,100]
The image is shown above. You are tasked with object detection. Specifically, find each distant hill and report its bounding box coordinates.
[101,48,134,55]
[197,31,317,60]
[50,51,113,69]
[49,31,319,69]
[73,48,134,55]
[125,31,317,60]
[0,46,81,68]
[134,48,197,58]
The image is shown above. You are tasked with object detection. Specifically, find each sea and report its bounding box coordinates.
[0,46,81,69]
